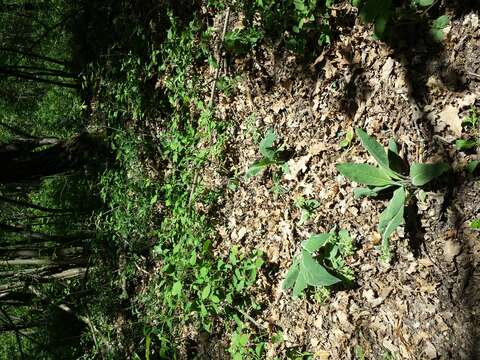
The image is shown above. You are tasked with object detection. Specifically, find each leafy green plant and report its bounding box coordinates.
[430,15,450,42]
[471,219,480,230]
[456,106,479,151]
[245,129,289,179]
[339,129,354,148]
[282,230,355,298]
[294,196,320,225]
[336,128,449,259]
[224,28,263,56]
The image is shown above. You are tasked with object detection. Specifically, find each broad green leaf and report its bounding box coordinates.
[353,185,393,198]
[378,186,405,257]
[417,0,433,6]
[292,270,308,298]
[430,15,449,42]
[355,128,389,170]
[171,281,182,296]
[470,219,480,229]
[282,260,300,290]
[245,158,275,178]
[300,251,341,287]
[432,15,450,29]
[259,128,276,159]
[336,163,395,186]
[455,139,478,150]
[201,284,211,300]
[466,160,479,174]
[301,233,331,253]
[410,162,449,186]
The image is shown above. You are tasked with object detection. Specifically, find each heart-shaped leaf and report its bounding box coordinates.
[282,259,300,290]
[301,233,331,253]
[336,163,395,186]
[300,251,341,287]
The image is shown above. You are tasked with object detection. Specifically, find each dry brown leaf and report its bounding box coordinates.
[438,105,461,136]
[443,240,462,262]
[285,155,311,181]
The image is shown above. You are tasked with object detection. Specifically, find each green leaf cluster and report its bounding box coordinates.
[283,230,355,298]
[456,106,479,151]
[245,129,289,179]
[336,128,449,259]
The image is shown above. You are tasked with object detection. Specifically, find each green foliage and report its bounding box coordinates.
[456,106,479,151]
[354,0,449,41]
[339,129,354,148]
[295,196,320,225]
[229,0,333,55]
[224,28,263,55]
[246,129,289,179]
[430,15,450,42]
[283,230,355,298]
[336,128,449,259]
[470,219,480,230]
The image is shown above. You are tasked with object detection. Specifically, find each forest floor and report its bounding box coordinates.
[94,3,480,359]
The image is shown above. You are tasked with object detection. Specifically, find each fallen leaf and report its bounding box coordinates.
[438,105,461,136]
[309,142,329,155]
[285,155,311,181]
[443,240,461,262]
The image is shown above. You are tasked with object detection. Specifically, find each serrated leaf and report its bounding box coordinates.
[336,163,395,186]
[300,251,341,287]
[259,128,276,159]
[353,185,393,198]
[417,0,433,6]
[466,160,479,174]
[378,186,405,257]
[410,162,449,186]
[282,260,300,290]
[245,158,275,178]
[301,233,331,253]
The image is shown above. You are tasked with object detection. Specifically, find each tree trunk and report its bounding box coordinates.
[0,132,108,184]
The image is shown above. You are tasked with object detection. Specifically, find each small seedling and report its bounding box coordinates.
[282,230,355,298]
[471,219,480,230]
[336,128,449,260]
[295,196,320,225]
[339,129,354,148]
[245,129,289,179]
[456,106,479,151]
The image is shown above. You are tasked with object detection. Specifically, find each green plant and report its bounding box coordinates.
[456,106,479,151]
[224,28,263,56]
[471,219,480,230]
[339,129,354,148]
[354,0,449,41]
[336,128,449,259]
[294,196,320,225]
[283,230,355,298]
[245,129,289,179]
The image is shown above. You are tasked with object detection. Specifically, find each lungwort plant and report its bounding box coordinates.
[283,230,355,298]
[336,128,449,259]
